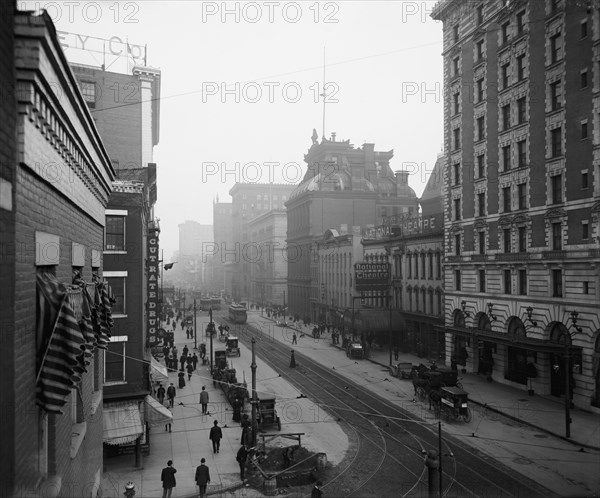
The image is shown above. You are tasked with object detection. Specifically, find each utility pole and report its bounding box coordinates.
[194,298,197,350]
[438,421,443,498]
[209,307,214,374]
[388,291,393,366]
[251,337,257,446]
[160,249,164,321]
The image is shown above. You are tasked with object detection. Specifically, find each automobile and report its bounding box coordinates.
[275,320,289,327]
[346,342,364,359]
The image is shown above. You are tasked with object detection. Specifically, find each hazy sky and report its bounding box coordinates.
[24,0,444,259]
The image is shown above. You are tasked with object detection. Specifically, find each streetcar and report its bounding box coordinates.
[211,296,221,310]
[229,304,248,324]
[200,297,212,312]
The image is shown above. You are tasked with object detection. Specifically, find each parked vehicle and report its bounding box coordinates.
[275,320,289,327]
[389,362,414,379]
[256,394,281,431]
[211,296,221,310]
[226,335,240,357]
[200,297,212,311]
[229,304,248,324]
[346,342,364,359]
[432,386,472,423]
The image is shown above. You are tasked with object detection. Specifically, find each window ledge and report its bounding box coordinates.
[90,390,102,416]
[71,422,87,459]
[112,314,128,319]
[104,250,127,255]
[104,380,128,387]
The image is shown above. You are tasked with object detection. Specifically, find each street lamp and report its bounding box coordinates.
[460,300,471,318]
[560,310,583,438]
[487,302,497,322]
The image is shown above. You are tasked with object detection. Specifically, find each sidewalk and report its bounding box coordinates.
[101,314,349,498]
[279,315,600,450]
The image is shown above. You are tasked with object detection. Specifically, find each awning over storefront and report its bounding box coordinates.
[103,401,143,445]
[150,356,168,384]
[144,395,173,427]
[354,310,403,333]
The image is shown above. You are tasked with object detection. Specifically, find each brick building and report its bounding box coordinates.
[432,0,600,408]
[1,10,116,497]
[286,134,419,322]
[228,183,296,302]
[212,198,233,295]
[178,220,213,290]
[248,209,289,308]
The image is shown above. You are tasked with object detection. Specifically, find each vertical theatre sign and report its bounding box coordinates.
[147,227,159,346]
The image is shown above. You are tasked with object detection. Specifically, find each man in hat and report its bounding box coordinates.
[199,386,209,415]
[236,444,248,480]
[209,420,222,453]
[161,460,177,498]
[195,457,210,497]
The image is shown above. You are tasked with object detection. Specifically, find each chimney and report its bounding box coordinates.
[395,170,409,185]
[331,132,336,141]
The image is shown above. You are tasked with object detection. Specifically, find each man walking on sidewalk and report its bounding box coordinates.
[292,332,297,345]
[161,460,177,498]
[236,444,248,480]
[167,383,176,408]
[194,457,210,498]
[209,420,222,453]
[199,386,209,414]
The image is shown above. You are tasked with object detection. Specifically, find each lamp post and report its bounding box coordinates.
[561,310,583,438]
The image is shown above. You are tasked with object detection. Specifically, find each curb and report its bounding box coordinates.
[363,356,600,451]
[179,480,250,498]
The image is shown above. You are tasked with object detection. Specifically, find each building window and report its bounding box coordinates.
[501,63,510,89]
[479,269,486,293]
[582,171,589,189]
[550,33,562,63]
[436,253,441,278]
[551,127,562,157]
[455,234,461,255]
[455,270,461,291]
[517,54,526,81]
[581,69,588,89]
[453,24,459,43]
[477,78,484,102]
[503,228,512,253]
[479,231,486,254]
[478,192,485,216]
[453,56,460,76]
[501,21,510,45]
[582,221,589,240]
[80,81,96,108]
[502,144,511,171]
[552,222,562,250]
[504,269,512,294]
[415,255,419,279]
[517,139,527,167]
[550,0,561,13]
[428,254,433,279]
[518,183,527,210]
[517,10,526,34]
[552,269,562,297]
[476,39,485,61]
[104,341,126,383]
[454,92,460,114]
[583,281,589,294]
[477,116,485,140]
[581,121,588,140]
[517,97,526,124]
[453,128,460,150]
[454,198,461,220]
[518,226,527,252]
[477,154,485,178]
[518,269,527,295]
[581,20,588,39]
[550,80,561,110]
[502,104,510,131]
[477,3,484,24]
[105,277,125,314]
[407,254,412,278]
[105,216,125,251]
[454,163,461,185]
[503,186,511,212]
[551,174,562,203]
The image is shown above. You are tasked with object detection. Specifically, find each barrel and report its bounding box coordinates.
[263,477,277,496]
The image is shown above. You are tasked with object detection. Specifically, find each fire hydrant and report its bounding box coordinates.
[124,481,136,498]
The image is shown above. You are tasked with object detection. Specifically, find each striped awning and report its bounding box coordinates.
[103,401,144,445]
[145,395,173,427]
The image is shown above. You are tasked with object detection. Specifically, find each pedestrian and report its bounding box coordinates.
[311,481,323,498]
[181,321,185,330]
[183,345,189,357]
[166,383,176,408]
[187,362,194,381]
[292,332,297,345]
[192,353,199,370]
[180,354,186,371]
[236,444,248,480]
[209,420,222,453]
[161,460,177,498]
[199,386,209,414]
[195,457,210,498]
[157,383,166,405]
[178,369,186,388]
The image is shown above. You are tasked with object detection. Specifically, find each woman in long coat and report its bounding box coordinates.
[178,369,186,388]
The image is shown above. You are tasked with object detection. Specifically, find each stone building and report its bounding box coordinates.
[432,0,600,409]
[286,133,419,322]
[212,199,233,295]
[0,10,115,496]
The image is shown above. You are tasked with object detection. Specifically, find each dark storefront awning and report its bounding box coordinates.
[145,395,173,427]
[354,310,403,333]
[103,401,143,445]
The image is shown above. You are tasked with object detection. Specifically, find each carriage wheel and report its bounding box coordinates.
[462,407,472,423]
[456,381,463,389]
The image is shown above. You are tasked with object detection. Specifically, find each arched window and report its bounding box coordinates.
[453,309,466,328]
[507,317,527,341]
[477,313,492,331]
[549,322,571,345]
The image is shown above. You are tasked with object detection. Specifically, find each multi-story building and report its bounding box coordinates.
[72,56,168,453]
[229,183,297,302]
[286,134,419,322]
[179,220,213,258]
[248,209,289,308]
[432,0,600,409]
[0,10,115,496]
[178,220,213,290]
[212,198,233,295]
